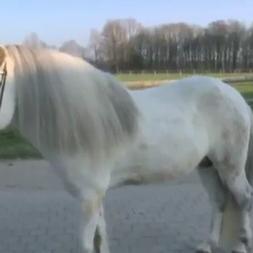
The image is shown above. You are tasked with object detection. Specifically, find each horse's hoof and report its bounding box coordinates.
[196,242,212,253]
[232,243,247,253]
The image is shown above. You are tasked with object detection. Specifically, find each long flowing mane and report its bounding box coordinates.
[6,45,139,162]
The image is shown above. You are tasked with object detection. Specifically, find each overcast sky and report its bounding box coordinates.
[1,0,252,46]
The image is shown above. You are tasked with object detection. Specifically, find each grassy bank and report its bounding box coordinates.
[0,78,253,159]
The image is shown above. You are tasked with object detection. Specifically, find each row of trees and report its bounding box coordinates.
[88,19,253,73]
[23,33,87,58]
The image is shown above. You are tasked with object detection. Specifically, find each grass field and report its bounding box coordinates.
[0,76,253,159]
[117,72,253,82]
[235,82,253,97]
[0,129,41,159]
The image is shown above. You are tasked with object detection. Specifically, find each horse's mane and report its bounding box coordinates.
[6,45,139,163]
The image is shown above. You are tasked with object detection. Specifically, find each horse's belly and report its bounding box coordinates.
[111,150,201,187]
[111,127,207,187]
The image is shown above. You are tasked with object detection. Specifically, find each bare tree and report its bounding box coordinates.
[101,20,127,71]
[88,29,103,63]
[88,18,253,73]
[59,40,87,59]
[23,32,48,49]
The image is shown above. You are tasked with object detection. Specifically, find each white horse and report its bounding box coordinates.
[0,45,253,253]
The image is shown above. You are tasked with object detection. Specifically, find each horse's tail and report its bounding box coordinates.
[245,108,253,186]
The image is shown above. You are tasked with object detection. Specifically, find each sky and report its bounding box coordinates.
[1,0,253,46]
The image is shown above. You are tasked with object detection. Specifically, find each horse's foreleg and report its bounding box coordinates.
[57,163,111,253]
[94,205,110,253]
[79,187,109,253]
[197,167,228,253]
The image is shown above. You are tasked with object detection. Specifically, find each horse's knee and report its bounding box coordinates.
[81,190,105,217]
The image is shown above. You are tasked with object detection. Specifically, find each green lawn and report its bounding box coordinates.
[0,78,253,159]
[117,72,253,82]
[234,82,253,98]
[0,129,41,159]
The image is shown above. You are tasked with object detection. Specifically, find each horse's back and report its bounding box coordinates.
[131,76,251,168]
[131,75,250,125]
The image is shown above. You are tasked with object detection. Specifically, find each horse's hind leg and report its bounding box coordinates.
[196,166,228,253]
[218,165,253,253]
[213,146,253,253]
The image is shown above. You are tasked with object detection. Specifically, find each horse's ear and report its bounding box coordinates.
[0,46,6,67]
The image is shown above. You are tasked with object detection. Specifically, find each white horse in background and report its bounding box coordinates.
[0,45,253,253]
